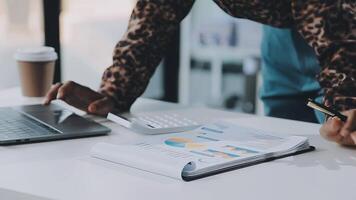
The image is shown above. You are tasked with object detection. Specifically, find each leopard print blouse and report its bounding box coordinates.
[99,0,356,112]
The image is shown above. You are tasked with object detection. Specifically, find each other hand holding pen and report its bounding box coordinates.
[320,109,356,146]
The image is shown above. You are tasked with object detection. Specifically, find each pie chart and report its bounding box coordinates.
[164,137,205,149]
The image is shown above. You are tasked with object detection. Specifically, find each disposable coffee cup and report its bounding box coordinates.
[14,47,58,97]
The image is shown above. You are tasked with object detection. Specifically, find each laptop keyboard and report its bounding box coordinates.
[0,109,61,141]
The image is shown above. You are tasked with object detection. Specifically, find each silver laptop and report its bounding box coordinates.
[0,104,110,145]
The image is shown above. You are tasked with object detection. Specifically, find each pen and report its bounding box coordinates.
[306,99,348,122]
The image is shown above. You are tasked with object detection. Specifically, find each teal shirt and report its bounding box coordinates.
[260,26,325,123]
[260,26,321,98]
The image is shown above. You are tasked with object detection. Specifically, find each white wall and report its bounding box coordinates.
[0,0,43,90]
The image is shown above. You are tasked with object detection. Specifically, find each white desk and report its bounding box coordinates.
[0,87,355,200]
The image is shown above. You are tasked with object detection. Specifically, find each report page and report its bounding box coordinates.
[91,121,308,180]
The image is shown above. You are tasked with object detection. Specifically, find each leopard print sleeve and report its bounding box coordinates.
[214,0,356,111]
[292,1,356,111]
[99,0,195,111]
[213,0,294,28]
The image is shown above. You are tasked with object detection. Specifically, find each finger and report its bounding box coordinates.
[340,110,356,137]
[320,117,342,135]
[88,97,114,116]
[57,81,76,101]
[320,117,343,142]
[56,81,88,110]
[320,117,355,146]
[338,133,356,146]
[43,83,62,105]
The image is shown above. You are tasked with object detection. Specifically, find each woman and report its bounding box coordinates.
[44,1,356,145]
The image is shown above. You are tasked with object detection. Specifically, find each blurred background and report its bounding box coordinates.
[0,0,263,115]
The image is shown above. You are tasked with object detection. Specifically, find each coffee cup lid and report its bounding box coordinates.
[14,46,58,62]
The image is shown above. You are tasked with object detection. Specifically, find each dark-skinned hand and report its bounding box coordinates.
[320,109,356,146]
[43,81,115,116]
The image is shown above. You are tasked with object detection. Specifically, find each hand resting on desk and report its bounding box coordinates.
[320,109,356,146]
[43,81,116,116]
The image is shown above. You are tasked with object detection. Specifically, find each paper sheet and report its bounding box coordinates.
[91,121,308,180]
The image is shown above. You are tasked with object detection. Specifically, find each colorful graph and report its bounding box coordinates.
[205,149,239,159]
[223,145,259,156]
[164,137,205,149]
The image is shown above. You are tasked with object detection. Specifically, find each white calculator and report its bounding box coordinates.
[107,112,201,134]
